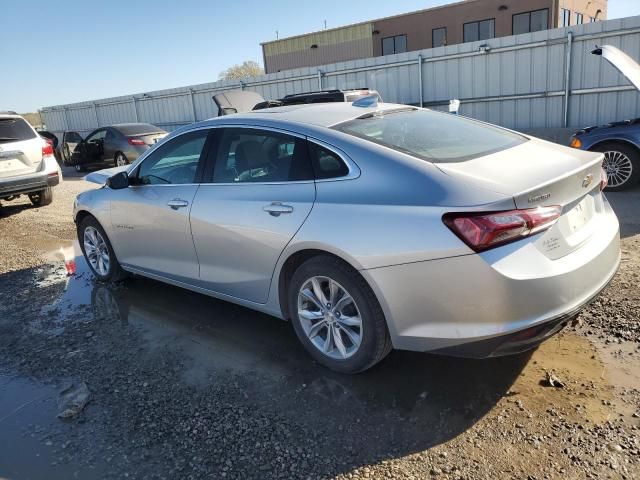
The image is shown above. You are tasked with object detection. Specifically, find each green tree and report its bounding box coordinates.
[219,61,264,80]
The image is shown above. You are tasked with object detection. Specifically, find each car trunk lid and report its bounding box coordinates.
[0,118,42,178]
[130,132,167,146]
[592,44,640,92]
[437,138,606,259]
[0,138,43,178]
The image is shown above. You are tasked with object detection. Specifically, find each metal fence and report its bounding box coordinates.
[41,15,640,139]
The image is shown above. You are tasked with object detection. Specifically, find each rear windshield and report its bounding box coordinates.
[117,124,165,136]
[333,109,526,163]
[0,117,37,143]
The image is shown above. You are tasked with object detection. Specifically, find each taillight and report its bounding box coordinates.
[42,142,54,157]
[443,206,562,252]
[128,137,146,146]
[600,167,608,191]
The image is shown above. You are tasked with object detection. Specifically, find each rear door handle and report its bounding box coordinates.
[263,202,293,216]
[167,198,189,210]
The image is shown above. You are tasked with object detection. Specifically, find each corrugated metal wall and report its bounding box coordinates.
[42,16,640,140]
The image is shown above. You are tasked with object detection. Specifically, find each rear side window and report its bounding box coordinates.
[334,109,526,163]
[0,118,36,143]
[212,128,313,183]
[308,143,349,179]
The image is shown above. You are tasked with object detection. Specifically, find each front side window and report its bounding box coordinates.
[464,19,495,43]
[333,109,526,163]
[212,128,313,183]
[382,34,407,55]
[561,9,571,27]
[64,131,83,144]
[137,129,208,185]
[432,27,447,47]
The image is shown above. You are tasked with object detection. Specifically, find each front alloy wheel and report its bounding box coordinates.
[297,276,363,360]
[602,150,633,188]
[83,226,110,276]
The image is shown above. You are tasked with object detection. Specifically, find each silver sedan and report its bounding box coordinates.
[73,101,620,373]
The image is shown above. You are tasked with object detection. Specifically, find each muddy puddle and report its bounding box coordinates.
[23,243,638,420]
[0,373,105,479]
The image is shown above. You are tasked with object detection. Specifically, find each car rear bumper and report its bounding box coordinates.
[0,157,60,197]
[361,196,621,357]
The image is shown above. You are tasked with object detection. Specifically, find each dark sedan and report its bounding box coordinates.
[570,45,640,191]
[62,123,167,172]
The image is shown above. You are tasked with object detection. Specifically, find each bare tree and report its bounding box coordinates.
[219,61,264,80]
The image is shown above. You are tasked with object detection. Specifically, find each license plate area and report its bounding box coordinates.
[565,195,595,233]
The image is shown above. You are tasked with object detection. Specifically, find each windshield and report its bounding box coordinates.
[117,124,165,136]
[333,109,526,163]
[0,117,37,143]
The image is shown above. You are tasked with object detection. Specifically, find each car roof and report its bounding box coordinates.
[204,102,414,129]
[110,123,159,129]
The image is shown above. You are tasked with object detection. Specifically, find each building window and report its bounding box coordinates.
[432,27,447,47]
[463,19,495,43]
[589,16,596,22]
[382,34,407,55]
[561,9,571,27]
[513,9,549,35]
[576,13,584,24]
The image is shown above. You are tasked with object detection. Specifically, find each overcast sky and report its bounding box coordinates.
[2,0,639,112]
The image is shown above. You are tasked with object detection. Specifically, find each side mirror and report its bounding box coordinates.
[106,171,129,190]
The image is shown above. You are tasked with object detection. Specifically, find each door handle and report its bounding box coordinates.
[263,202,293,216]
[167,198,189,210]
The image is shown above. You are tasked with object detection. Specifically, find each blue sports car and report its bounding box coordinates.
[570,45,640,191]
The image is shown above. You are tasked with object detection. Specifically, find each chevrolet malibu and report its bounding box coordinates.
[73,101,620,373]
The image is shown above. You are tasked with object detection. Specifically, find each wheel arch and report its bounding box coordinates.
[588,137,640,154]
[74,209,94,226]
[276,247,367,321]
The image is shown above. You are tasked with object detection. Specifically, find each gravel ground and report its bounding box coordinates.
[0,171,638,479]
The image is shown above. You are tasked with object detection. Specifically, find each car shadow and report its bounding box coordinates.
[0,198,38,218]
[0,253,530,478]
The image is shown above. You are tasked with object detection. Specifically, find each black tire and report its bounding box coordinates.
[288,255,392,374]
[29,187,53,207]
[114,152,128,167]
[591,142,640,191]
[78,216,128,282]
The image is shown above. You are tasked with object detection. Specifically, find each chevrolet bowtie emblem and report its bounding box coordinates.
[582,174,593,188]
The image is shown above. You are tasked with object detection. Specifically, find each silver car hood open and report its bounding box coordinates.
[84,165,128,185]
[593,45,640,91]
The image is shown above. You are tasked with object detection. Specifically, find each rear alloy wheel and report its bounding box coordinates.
[592,142,640,191]
[78,216,127,282]
[115,152,128,167]
[297,276,363,360]
[288,256,392,373]
[29,187,53,207]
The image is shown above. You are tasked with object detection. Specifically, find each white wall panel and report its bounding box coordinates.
[42,16,640,135]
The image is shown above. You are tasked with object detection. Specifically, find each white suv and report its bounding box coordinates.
[0,112,61,207]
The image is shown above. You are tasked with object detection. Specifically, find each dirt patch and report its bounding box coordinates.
[0,174,638,479]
